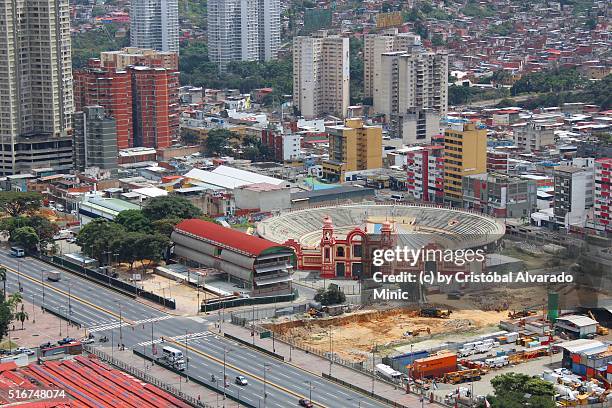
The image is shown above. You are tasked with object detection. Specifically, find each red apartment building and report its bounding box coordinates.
[131,67,179,149]
[405,145,445,203]
[74,59,133,149]
[594,157,612,233]
[74,59,179,150]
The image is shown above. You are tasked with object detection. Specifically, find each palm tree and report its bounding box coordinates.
[7,292,22,314]
[15,304,28,330]
[0,267,6,302]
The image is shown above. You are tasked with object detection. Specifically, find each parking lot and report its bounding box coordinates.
[432,352,563,400]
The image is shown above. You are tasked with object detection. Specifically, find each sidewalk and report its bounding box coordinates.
[98,346,245,408]
[221,323,442,407]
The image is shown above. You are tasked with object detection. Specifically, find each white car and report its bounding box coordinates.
[14,347,35,356]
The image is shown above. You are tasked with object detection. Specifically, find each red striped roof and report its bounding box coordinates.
[175,219,283,256]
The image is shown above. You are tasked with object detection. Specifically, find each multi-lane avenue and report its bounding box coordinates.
[0,252,391,408]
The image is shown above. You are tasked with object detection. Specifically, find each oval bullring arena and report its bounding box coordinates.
[257,203,506,250]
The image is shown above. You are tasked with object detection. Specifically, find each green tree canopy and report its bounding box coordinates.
[26,215,59,245]
[76,219,127,264]
[152,217,183,237]
[485,373,555,408]
[206,129,236,156]
[314,284,346,306]
[12,227,39,252]
[114,209,152,233]
[142,196,203,221]
[0,192,43,217]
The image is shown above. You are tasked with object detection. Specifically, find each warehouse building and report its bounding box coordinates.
[171,219,294,297]
[555,315,598,339]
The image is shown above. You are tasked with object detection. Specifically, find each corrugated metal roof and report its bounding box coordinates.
[556,314,598,327]
[184,168,251,189]
[211,165,286,186]
[174,219,286,257]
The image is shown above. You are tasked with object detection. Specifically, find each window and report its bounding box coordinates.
[336,246,344,257]
[324,248,330,260]
[214,247,223,257]
[353,244,362,257]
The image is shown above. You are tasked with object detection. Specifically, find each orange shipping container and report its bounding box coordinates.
[411,352,457,379]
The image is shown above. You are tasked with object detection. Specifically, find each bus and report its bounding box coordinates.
[9,247,25,257]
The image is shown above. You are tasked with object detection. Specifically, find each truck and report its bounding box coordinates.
[484,356,509,368]
[375,364,404,383]
[47,271,61,282]
[159,346,186,371]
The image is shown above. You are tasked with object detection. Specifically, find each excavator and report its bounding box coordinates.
[507,304,542,319]
[420,308,452,318]
[587,310,609,335]
[404,327,431,337]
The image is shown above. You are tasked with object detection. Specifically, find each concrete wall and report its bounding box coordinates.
[234,187,291,211]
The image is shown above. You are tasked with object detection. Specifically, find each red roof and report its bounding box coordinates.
[0,356,191,408]
[175,219,283,256]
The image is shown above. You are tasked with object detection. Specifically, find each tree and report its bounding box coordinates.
[0,301,11,342]
[142,196,202,221]
[0,267,6,302]
[314,284,346,306]
[485,373,555,408]
[0,192,43,216]
[152,217,183,237]
[136,234,171,271]
[114,209,152,233]
[110,232,142,271]
[15,304,28,330]
[26,215,59,245]
[76,219,127,264]
[206,129,235,156]
[12,227,39,252]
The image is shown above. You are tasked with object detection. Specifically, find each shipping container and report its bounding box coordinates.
[608,362,612,374]
[572,354,581,364]
[411,353,457,379]
[572,362,587,376]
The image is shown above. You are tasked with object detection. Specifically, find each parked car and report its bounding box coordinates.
[80,337,95,345]
[58,337,76,345]
[235,376,248,386]
[299,399,314,408]
[39,342,53,349]
[14,347,35,356]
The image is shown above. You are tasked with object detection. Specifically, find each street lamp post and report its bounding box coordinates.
[58,306,64,336]
[304,380,314,403]
[40,270,45,310]
[263,363,271,407]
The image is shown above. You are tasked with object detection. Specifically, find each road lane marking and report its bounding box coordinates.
[167,337,330,408]
[2,264,134,324]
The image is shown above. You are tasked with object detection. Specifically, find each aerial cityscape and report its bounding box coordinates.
[0,0,610,407]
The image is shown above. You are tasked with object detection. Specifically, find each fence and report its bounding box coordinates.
[36,254,176,309]
[83,345,211,408]
[202,290,297,312]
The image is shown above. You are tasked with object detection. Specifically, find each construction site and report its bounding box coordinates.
[263,307,505,362]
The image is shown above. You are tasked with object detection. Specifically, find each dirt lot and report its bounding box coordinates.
[264,308,504,362]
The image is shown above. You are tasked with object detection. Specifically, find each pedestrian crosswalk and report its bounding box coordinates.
[87,321,131,333]
[133,315,174,325]
[134,331,211,347]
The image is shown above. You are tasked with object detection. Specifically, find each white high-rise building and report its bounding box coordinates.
[293,31,350,119]
[0,0,74,175]
[130,0,179,53]
[364,29,422,99]
[374,49,448,143]
[208,0,280,69]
